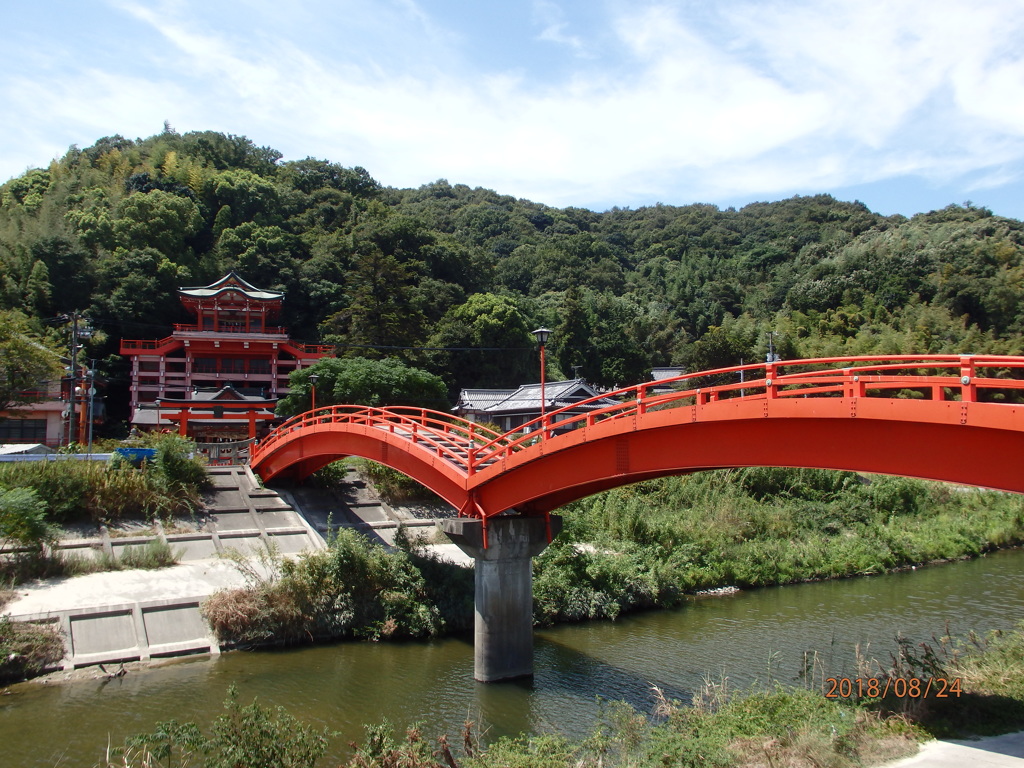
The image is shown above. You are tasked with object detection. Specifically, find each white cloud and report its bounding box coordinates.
[532,0,586,53]
[1,0,1023,216]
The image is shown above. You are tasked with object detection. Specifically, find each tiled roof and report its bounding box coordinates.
[179,271,283,301]
[651,367,685,381]
[455,389,516,411]
[456,380,618,414]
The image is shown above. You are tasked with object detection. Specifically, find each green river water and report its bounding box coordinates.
[2,548,1023,767]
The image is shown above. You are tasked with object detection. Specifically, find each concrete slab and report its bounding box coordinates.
[258,510,301,529]
[4,559,257,616]
[884,733,1024,767]
[251,497,292,511]
[70,611,137,655]
[217,534,266,556]
[171,537,219,561]
[268,532,314,554]
[427,542,475,567]
[349,503,389,523]
[210,490,247,510]
[210,512,256,531]
[142,604,208,646]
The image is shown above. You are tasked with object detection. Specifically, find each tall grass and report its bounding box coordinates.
[0,435,207,525]
[534,469,1024,624]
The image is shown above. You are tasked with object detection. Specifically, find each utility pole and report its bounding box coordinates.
[67,314,78,447]
[766,332,781,364]
[87,362,97,455]
[64,313,92,447]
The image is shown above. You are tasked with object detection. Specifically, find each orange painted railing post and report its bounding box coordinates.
[960,355,976,402]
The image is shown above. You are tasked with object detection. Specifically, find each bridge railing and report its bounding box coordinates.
[251,355,1024,477]
[466,354,1024,471]
[251,404,505,473]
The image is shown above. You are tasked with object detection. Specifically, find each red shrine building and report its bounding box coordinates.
[120,272,332,441]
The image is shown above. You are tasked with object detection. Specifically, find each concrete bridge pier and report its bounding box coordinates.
[443,514,563,682]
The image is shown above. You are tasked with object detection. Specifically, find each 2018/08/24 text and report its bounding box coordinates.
[824,677,962,699]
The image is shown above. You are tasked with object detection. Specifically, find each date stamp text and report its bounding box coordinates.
[824,677,962,699]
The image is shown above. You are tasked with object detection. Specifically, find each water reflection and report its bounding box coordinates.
[2,549,1023,768]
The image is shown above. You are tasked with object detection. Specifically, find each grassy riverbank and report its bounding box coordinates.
[201,467,1024,645]
[97,623,1024,767]
[534,468,1024,624]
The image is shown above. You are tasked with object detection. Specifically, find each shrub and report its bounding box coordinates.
[0,446,205,525]
[203,530,444,646]
[107,687,330,768]
[152,433,209,491]
[0,485,53,554]
[0,616,64,683]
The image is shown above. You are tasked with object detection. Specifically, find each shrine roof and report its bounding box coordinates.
[178,271,283,301]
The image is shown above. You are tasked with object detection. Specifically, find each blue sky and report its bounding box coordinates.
[2,0,1024,219]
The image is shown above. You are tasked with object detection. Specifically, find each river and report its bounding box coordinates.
[3,548,1023,767]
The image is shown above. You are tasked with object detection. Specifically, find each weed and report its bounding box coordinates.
[0,615,64,683]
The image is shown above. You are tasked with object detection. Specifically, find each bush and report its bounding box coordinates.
[0,485,53,554]
[106,687,330,768]
[0,616,64,683]
[202,530,445,646]
[153,433,209,491]
[0,445,205,525]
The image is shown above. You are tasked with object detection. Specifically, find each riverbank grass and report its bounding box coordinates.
[2,538,180,586]
[96,622,1024,767]
[0,615,64,684]
[533,468,1024,624]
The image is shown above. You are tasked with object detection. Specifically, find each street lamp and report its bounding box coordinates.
[309,373,319,413]
[531,328,552,435]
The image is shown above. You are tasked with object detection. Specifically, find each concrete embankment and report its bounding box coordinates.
[4,464,326,670]
[4,463,467,671]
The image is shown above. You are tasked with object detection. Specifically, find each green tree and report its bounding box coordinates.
[112,189,203,259]
[23,260,51,315]
[322,246,425,353]
[684,325,753,374]
[427,292,536,390]
[0,310,62,414]
[276,357,448,417]
[555,286,591,379]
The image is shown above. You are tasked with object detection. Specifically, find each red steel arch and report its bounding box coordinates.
[251,355,1024,529]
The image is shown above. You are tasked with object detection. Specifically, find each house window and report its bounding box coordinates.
[0,418,47,443]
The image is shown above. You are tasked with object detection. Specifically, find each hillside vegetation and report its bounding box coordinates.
[2,128,1024,429]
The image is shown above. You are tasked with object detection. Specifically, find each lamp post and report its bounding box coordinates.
[309,373,319,413]
[531,328,552,436]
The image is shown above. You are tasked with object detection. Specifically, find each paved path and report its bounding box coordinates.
[885,732,1024,767]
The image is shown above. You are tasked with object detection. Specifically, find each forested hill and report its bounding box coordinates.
[3,129,1024,426]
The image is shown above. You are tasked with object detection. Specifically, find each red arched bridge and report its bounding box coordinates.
[251,354,1024,542]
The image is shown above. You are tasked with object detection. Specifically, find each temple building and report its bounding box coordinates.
[120,272,332,441]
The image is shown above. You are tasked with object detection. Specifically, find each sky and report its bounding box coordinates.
[2,0,1024,219]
